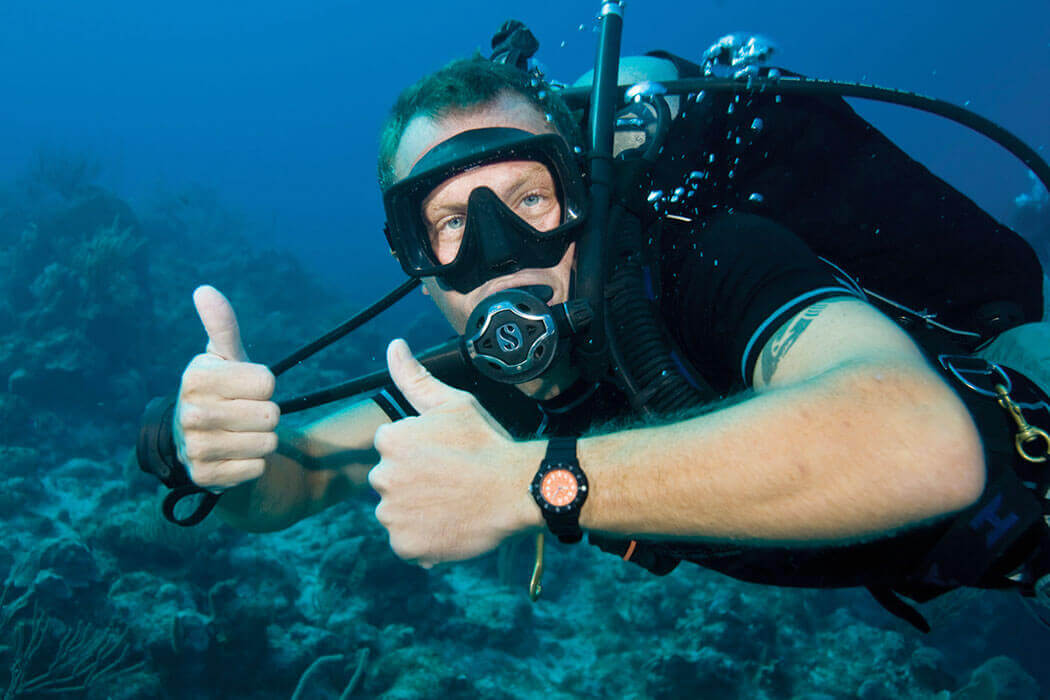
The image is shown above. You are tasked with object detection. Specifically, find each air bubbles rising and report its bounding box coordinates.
[701,33,780,78]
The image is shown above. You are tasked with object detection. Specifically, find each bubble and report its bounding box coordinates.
[727,102,735,115]
[560,41,566,48]
[544,113,553,122]
[701,33,779,78]
[647,190,664,202]
[708,154,716,164]
[538,90,547,100]
[735,136,742,145]
[775,95,782,103]
[748,192,765,203]
[688,171,705,181]
[751,118,764,132]
[768,68,781,79]
[674,187,686,198]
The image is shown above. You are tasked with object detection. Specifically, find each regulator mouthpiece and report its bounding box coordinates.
[464,288,591,383]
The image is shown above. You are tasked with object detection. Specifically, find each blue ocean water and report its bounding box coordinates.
[1,0,1047,296]
[0,0,1049,698]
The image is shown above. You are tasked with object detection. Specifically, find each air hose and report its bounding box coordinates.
[559,75,1050,195]
[602,199,719,417]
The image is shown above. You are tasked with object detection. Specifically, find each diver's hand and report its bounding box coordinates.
[173,286,279,492]
[369,339,542,567]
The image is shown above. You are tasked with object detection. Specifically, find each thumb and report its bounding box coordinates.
[387,338,461,414]
[193,285,249,362]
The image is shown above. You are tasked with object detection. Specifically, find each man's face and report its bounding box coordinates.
[392,94,577,334]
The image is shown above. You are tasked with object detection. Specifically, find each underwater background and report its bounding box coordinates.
[1,0,1049,697]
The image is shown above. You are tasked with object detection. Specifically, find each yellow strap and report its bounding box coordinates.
[528,533,545,601]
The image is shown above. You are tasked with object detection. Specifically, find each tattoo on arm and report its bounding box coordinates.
[759,302,830,385]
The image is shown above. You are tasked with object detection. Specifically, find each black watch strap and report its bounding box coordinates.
[546,435,577,463]
[532,436,587,544]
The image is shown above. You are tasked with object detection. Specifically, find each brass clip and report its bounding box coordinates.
[994,384,1050,463]
[528,533,545,601]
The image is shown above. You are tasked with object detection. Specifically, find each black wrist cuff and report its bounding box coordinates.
[137,395,192,489]
[137,395,221,527]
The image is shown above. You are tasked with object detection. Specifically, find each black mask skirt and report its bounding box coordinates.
[383,128,588,294]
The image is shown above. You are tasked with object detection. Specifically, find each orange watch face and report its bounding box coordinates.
[540,468,578,507]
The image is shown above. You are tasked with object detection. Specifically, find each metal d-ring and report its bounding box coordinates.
[939,354,1012,398]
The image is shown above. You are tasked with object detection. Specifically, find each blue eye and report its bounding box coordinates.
[522,193,542,207]
[446,215,465,230]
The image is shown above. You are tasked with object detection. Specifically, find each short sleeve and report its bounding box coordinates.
[660,213,860,390]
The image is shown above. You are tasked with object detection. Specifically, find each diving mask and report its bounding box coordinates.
[383,128,588,294]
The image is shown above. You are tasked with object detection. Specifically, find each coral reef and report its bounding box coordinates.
[1,152,1048,699]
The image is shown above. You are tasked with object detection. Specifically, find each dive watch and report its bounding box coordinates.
[530,436,588,543]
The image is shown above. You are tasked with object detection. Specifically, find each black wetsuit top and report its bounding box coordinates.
[373,211,917,586]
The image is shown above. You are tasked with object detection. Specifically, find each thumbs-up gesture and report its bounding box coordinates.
[173,286,280,492]
[369,339,542,567]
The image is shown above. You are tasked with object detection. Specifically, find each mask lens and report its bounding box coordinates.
[421,160,562,266]
[382,129,588,289]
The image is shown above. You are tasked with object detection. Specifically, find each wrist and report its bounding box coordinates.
[508,440,547,534]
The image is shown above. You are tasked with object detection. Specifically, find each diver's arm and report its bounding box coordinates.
[567,297,986,545]
[216,399,389,532]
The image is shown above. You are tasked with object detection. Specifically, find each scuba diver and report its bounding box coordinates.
[138,9,1050,631]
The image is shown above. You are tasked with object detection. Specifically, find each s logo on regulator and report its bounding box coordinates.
[497,323,524,352]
